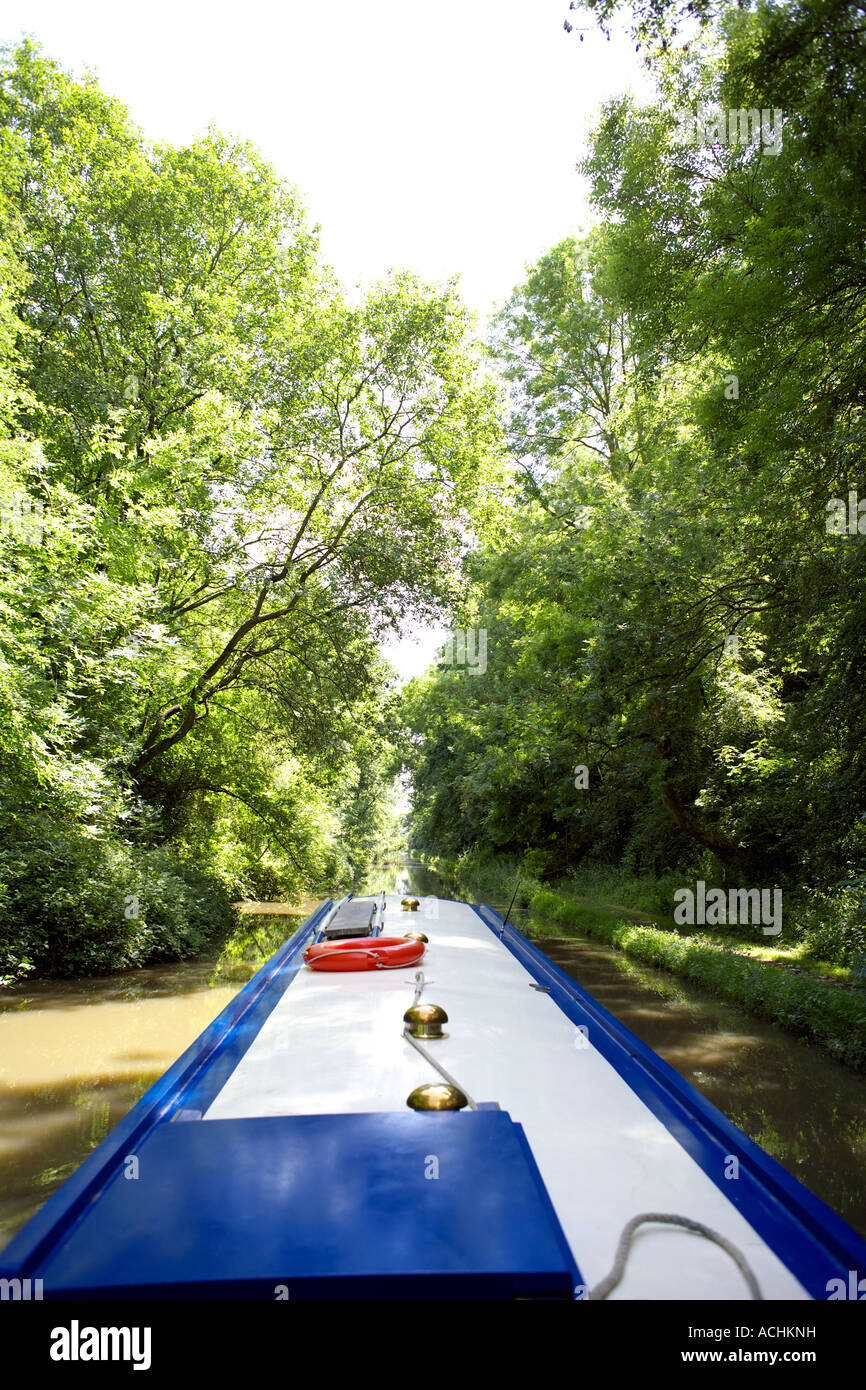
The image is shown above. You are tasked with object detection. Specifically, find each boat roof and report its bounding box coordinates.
[199,895,815,1299]
[3,893,865,1300]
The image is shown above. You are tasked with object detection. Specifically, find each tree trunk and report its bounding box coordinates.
[659,778,746,871]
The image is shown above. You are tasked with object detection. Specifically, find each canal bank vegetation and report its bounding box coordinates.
[0,41,501,979]
[400,1,866,1063]
[423,851,866,1070]
[532,888,866,1073]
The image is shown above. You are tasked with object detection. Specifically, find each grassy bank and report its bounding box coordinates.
[530,889,866,1072]
[423,853,866,1072]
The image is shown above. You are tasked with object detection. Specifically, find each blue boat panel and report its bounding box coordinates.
[32,1111,581,1300]
[474,902,866,1300]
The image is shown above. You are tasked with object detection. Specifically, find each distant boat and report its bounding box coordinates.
[3,893,864,1300]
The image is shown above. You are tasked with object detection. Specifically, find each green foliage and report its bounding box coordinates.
[0,824,236,978]
[788,888,866,970]
[562,863,685,921]
[0,40,503,977]
[400,0,866,998]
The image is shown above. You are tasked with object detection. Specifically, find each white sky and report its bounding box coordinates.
[2,0,651,680]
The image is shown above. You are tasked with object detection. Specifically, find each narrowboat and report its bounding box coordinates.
[2,892,865,1300]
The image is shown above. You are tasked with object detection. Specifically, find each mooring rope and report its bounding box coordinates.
[587,1212,763,1300]
[401,1028,479,1111]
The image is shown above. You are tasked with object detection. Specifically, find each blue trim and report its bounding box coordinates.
[0,899,332,1278]
[373,890,385,936]
[472,902,866,1300]
[166,914,323,1119]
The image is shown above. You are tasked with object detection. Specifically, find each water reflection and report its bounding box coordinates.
[0,870,863,1253]
[0,908,311,1249]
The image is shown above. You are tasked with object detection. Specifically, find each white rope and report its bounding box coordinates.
[402,1028,479,1111]
[587,1212,763,1300]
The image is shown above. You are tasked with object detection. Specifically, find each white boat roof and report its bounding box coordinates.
[204,894,809,1300]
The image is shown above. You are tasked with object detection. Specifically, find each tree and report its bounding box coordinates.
[0,41,504,975]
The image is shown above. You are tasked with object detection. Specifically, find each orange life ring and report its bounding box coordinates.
[304,936,425,972]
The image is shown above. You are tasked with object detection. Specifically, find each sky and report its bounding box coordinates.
[1,0,651,680]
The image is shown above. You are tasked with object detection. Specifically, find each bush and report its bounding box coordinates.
[793,888,866,968]
[0,829,236,979]
[562,862,685,922]
[428,849,543,909]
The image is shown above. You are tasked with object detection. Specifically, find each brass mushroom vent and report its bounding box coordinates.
[406,1083,468,1112]
[403,1003,448,1039]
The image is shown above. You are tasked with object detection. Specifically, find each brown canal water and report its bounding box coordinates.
[0,868,864,1252]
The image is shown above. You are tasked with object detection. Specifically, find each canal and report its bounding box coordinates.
[0,864,863,1251]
